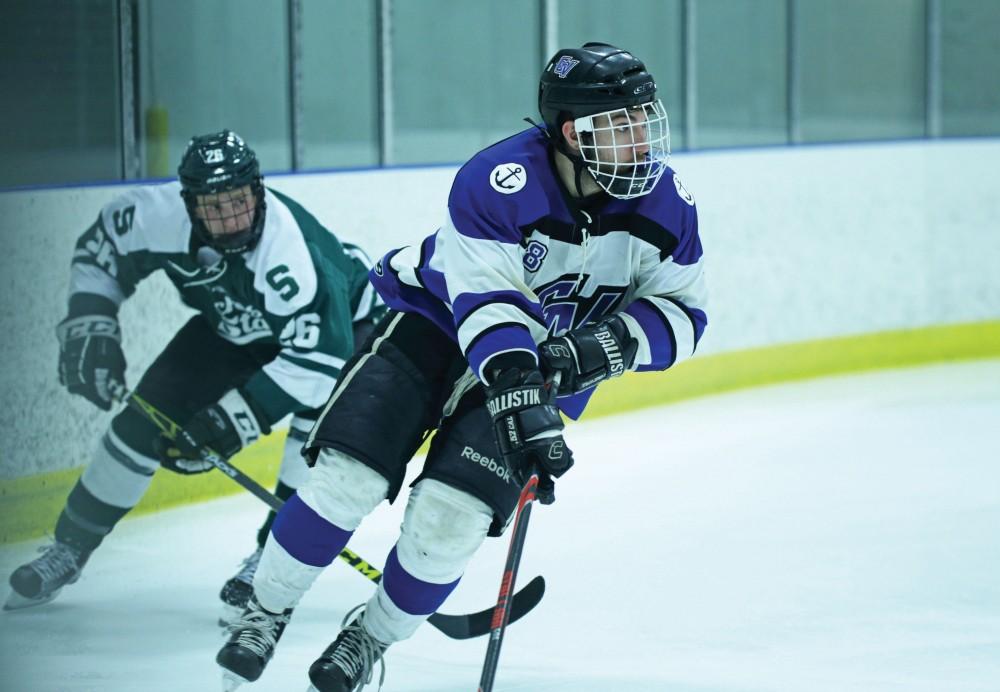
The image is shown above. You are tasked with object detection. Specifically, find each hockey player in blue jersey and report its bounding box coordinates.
[5,131,381,620]
[217,43,707,691]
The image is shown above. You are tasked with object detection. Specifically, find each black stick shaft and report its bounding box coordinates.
[197,448,284,511]
[478,474,538,692]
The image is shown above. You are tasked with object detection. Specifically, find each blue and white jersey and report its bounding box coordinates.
[371,127,707,419]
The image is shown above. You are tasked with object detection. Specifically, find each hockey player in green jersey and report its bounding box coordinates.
[5,131,382,620]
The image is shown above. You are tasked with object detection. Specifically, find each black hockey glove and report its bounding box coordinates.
[538,314,638,396]
[155,389,270,475]
[485,368,573,505]
[57,314,126,411]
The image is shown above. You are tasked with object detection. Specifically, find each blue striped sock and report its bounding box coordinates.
[270,493,353,567]
[381,546,460,615]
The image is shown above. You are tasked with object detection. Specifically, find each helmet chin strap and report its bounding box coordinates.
[525,115,602,201]
[572,158,590,199]
[554,127,597,199]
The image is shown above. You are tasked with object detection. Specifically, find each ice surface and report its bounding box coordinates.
[2,361,998,691]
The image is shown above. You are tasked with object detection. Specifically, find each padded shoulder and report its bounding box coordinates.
[246,189,319,317]
[98,181,191,254]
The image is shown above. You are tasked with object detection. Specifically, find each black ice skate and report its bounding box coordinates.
[307,606,390,692]
[218,546,263,625]
[5,541,90,611]
[216,596,293,691]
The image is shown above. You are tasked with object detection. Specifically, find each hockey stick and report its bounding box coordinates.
[338,548,545,640]
[478,371,560,690]
[479,473,540,691]
[112,386,545,640]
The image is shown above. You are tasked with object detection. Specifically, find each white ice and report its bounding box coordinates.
[2,360,999,692]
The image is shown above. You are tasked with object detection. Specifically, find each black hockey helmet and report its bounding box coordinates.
[538,42,658,136]
[178,130,266,255]
[538,43,669,200]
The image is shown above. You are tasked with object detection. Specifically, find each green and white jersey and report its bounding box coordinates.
[69,181,380,423]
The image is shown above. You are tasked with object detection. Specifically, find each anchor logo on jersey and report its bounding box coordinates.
[490,163,527,194]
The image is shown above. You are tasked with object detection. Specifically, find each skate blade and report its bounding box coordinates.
[221,671,250,691]
[3,588,60,611]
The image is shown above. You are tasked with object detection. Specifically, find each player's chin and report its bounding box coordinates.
[594,165,645,184]
[620,163,653,180]
[599,160,642,173]
[210,228,252,240]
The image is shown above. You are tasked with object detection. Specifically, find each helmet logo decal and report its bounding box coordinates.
[633,81,655,96]
[200,148,225,164]
[552,56,580,79]
[490,164,527,194]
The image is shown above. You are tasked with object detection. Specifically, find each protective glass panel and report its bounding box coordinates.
[695,0,788,148]
[137,0,290,177]
[797,0,926,142]
[299,0,379,168]
[940,0,1000,136]
[0,0,121,187]
[391,0,540,164]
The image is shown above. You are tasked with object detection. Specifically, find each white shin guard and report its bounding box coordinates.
[296,448,390,531]
[365,583,429,645]
[396,479,493,583]
[363,479,493,644]
[253,448,389,613]
[252,535,323,613]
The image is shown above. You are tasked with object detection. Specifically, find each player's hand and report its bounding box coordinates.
[57,314,126,411]
[155,389,269,475]
[538,314,638,396]
[485,368,573,505]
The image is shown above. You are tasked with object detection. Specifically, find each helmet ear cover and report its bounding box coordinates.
[177,130,267,255]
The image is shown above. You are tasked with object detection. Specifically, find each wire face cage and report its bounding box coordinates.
[573,99,671,200]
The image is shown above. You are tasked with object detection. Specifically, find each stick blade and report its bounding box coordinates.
[428,575,546,640]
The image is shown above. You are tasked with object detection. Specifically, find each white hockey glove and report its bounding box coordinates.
[57,314,126,411]
[538,314,638,396]
[155,389,270,475]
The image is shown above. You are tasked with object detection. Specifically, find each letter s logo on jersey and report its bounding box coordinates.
[490,163,527,194]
